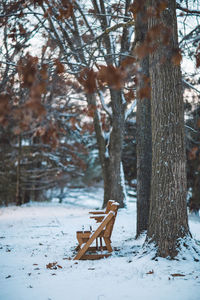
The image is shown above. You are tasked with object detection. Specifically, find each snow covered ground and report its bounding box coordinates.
[0,187,200,300]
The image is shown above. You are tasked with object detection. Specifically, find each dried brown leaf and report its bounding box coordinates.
[97,65,125,90]
[171,273,185,277]
[46,262,58,269]
[146,270,154,275]
[78,68,97,94]
[54,59,65,74]
[188,146,198,160]
[171,48,182,66]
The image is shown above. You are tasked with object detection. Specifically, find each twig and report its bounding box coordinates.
[176,3,200,15]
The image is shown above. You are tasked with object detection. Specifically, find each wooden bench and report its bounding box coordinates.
[74,201,119,260]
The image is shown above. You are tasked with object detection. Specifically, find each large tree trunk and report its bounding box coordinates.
[16,134,22,206]
[136,77,151,236]
[87,93,126,208]
[134,2,152,237]
[104,89,127,208]
[147,0,190,258]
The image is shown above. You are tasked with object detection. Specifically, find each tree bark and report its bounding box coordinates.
[16,134,22,206]
[105,89,126,208]
[134,2,152,237]
[87,93,126,208]
[147,0,190,258]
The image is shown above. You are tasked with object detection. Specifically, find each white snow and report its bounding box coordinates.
[0,188,200,300]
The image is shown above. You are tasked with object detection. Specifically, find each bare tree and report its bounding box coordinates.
[13,0,136,207]
[146,0,191,258]
[132,0,152,237]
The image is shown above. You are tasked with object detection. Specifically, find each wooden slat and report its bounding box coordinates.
[103,237,112,252]
[89,210,105,214]
[90,215,105,222]
[80,253,111,260]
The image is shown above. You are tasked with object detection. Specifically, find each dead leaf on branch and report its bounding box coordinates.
[82,34,93,43]
[137,74,151,100]
[78,68,97,94]
[32,0,44,7]
[86,104,96,118]
[54,1,73,20]
[128,0,146,18]
[0,93,11,126]
[171,48,182,66]
[18,23,26,35]
[17,54,38,88]
[129,0,167,19]
[24,99,46,119]
[97,65,126,90]
[147,24,170,46]
[124,90,135,103]
[135,24,171,59]
[79,19,84,26]
[195,43,200,68]
[40,64,48,80]
[54,59,65,74]
[111,3,124,14]
[188,146,199,160]
[34,123,59,149]
[88,9,96,14]
[78,64,127,93]
[120,57,136,70]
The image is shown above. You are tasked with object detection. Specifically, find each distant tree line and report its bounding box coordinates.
[0,0,200,259]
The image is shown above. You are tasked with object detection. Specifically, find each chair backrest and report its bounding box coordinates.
[103,202,119,238]
[105,200,116,213]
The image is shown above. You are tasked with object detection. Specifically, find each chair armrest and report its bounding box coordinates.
[89,210,105,215]
[90,214,106,223]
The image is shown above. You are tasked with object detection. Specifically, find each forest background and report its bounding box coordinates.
[0,0,200,258]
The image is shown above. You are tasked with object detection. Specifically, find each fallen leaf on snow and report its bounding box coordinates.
[171,273,185,277]
[46,262,62,270]
[57,265,62,269]
[146,270,154,275]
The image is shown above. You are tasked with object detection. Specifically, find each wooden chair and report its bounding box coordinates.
[74,202,119,260]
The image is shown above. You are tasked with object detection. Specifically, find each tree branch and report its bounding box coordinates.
[183,79,200,95]
[176,3,200,15]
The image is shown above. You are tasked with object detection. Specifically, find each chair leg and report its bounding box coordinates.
[96,238,98,250]
[77,236,84,248]
[100,237,103,251]
[104,237,112,252]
